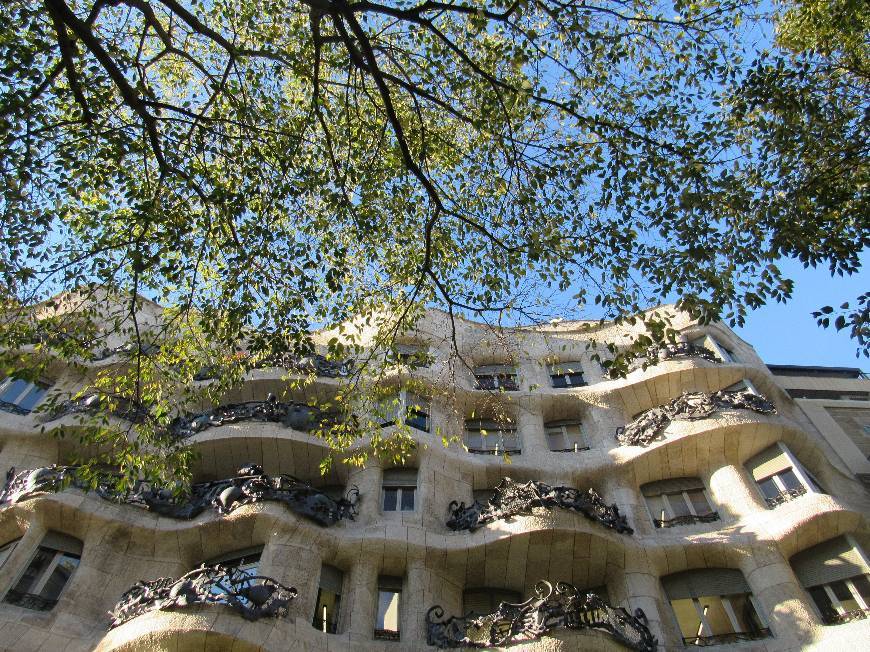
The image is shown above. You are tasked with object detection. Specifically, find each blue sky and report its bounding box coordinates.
[733,253,868,369]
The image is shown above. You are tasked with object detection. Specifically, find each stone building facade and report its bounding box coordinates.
[0,305,868,651]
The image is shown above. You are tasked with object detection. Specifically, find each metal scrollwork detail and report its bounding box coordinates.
[39,393,151,424]
[168,394,340,439]
[629,343,720,371]
[1,464,359,526]
[617,390,776,447]
[446,478,633,534]
[109,563,297,628]
[426,580,657,650]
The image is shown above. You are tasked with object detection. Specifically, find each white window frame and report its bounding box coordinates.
[820,578,870,616]
[12,545,80,601]
[683,592,767,639]
[705,336,738,363]
[0,377,50,413]
[473,367,519,391]
[379,391,430,432]
[464,424,520,454]
[756,442,819,505]
[382,486,416,512]
[545,421,587,452]
[647,489,714,525]
[548,363,586,388]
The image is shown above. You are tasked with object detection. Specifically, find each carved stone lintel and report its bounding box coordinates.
[617,390,776,447]
[426,581,657,650]
[1,464,359,526]
[446,477,633,534]
[109,563,297,628]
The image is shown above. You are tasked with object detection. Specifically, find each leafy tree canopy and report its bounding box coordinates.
[0,0,866,488]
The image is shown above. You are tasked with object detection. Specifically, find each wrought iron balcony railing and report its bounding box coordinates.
[629,342,720,371]
[0,400,31,416]
[681,628,771,646]
[653,512,720,528]
[822,607,870,625]
[373,629,401,641]
[109,564,297,628]
[764,485,807,508]
[447,477,633,534]
[617,390,777,447]
[3,589,58,611]
[427,581,656,650]
[1,464,359,526]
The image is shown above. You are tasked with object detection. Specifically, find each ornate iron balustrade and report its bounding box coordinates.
[426,581,656,650]
[681,628,770,646]
[629,343,720,371]
[653,512,720,528]
[617,390,777,447]
[109,563,297,628]
[194,352,354,381]
[3,589,58,611]
[168,394,342,439]
[0,399,31,416]
[764,485,807,508]
[466,447,522,456]
[447,477,633,534]
[822,607,870,625]
[39,393,151,424]
[1,464,358,526]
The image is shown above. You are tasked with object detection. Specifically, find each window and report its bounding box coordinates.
[4,532,82,611]
[379,391,430,432]
[641,478,718,528]
[723,379,758,395]
[205,546,263,605]
[663,568,769,645]
[382,469,417,512]
[473,365,518,391]
[375,576,402,640]
[386,344,431,367]
[313,564,344,633]
[464,419,520,455]
[0,376,50,415]
[548,362,586,388]
[745,443,820,508]
[791,536,870,625]
[545,420,588,452]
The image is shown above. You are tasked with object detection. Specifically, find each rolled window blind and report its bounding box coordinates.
[745,444,792,481]
[319,564,345,594]
[662,568,750,600]
[474,365,515,376]
[641,477,706,497]
[791,536,869,588]
[383,468,418,486]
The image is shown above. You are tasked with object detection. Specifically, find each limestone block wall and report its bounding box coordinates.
[0,306,867,651]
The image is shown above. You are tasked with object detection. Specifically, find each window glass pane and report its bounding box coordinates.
[501,430,519,450]
[400,488,415,511]
[646,495,667,523]
[313,587,342,633]
[551,374,568,388]
[383,488,398,511]
[666,493,692,518]
[406,409,429,432]
[670,598,704,639]
[0,378,29,404]
[16,384,48,412]
[546,427,566,450]
[475,375,497,390]
[850,574,870,603]
[808,586,837,620]
[778,468,803,492]
[697,596,736,635]
[376,590,400,631]
[686,489,712,515]
[727,593,763,633]
[465,431,482,449]
[831,580,860,612]
[564,423,583,442]
[757,477,780,500]
[39,553,80,602]
[12,547,56,594]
